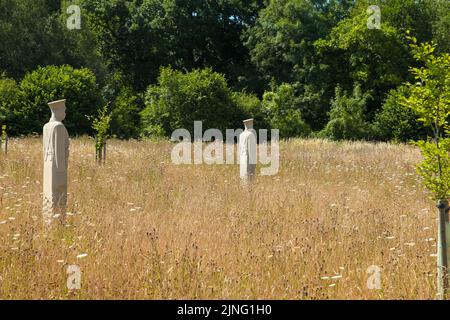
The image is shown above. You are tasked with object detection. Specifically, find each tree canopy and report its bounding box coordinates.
[0,0,449,140]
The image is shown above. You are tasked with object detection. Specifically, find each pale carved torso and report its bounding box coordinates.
[43,121,69,171]
[43,120,69,224]
[239,129,257,180]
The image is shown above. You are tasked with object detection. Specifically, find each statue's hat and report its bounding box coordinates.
[48,99,66,111]
[242,119,253,127]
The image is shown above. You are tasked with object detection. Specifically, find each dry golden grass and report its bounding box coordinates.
[0,137,439,299]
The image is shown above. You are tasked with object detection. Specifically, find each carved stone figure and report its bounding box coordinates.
[239,118,257,184]
[43,99,69,225]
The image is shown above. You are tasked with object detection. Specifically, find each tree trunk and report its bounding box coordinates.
[437,199,450,299]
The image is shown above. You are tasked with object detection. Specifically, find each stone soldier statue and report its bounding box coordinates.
[43,99,69,225]
[239,118,257,185]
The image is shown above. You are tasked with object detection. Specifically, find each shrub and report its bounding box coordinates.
[232,91,268,130]
[14,65,101,135]
[0,74,18,129]
[111,86,142,139]
[141,67,243,137]
[320,84,372,140]
[373,86,426,142]
[262,83,310,138]
[88,103,112,160]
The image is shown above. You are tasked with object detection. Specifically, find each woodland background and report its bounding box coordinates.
[0,0,449,140]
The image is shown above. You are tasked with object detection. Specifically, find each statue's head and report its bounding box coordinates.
[48,99,66,122]
[243,118,254,130]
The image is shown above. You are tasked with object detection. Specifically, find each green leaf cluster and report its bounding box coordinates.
[88,103,112,152]
[403,34,450,200]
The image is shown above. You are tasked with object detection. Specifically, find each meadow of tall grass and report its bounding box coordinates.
[0,137,438,299]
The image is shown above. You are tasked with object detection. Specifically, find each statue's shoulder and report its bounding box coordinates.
[240,130,249,136]
[44,122,67,135]
[43,122,53,129]
[240,130,254,138]
[43,122,56,134]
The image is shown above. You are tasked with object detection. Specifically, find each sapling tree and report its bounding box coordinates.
[88,104,112,164]
[402,32,450,298]
[0,124,7,155]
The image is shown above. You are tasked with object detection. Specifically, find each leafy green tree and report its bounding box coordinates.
[245,0,335,129]
[431,0,450,53]
[141,67,243,137]
[0,0,104,81]
[0,124,6,143]
[373,86,426,142]
[232,91,268,131]
[111,86,142,139]
[60,0,109,84]
[14,65,102,135]
[84,0,168,91]
[402,35,450,298]
[402,36,450,200]
[88,103,112,162]
[353,0,434,43]
[84,0,263,91]
[315,10,412,121]
[0,75,18,128]
[0,0,61,79]
[262,83,310,138]
[320,84,371,141]
[245,0,328,86]
[311,0,353,27]
[159,0,264,92]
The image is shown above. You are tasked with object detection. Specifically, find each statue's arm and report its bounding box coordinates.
[248,133,257,165]
[42,126,46,157]
[54,125,68,172]
[239,134,248,156]
[66,133,70,160]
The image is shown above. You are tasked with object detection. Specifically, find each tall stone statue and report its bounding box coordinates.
[43,99,69,225]
[239,118,257,185]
